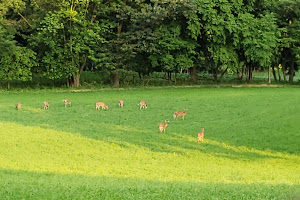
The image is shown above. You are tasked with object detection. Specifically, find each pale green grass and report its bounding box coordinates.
[0,87,299,199]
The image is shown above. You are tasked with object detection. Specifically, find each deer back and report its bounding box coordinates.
[177,111,186,116]
[140,100,147,105]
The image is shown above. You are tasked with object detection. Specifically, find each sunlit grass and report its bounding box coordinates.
[0,87,299,199]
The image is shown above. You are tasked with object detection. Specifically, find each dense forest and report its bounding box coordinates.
[0,0,299,88]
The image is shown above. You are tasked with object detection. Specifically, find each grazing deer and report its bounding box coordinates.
[16,103,21,110]
[138,100,148,109]
[197,128,204,142]
[118,99,124,107]
[173,109,187,120]
[158,120,169,132]
[96,102,109,110]
[43,101,49,110]
[64,99,72,107]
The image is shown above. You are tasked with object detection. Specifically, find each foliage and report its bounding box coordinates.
[272,0,300,82]
[237,13,278,67]
[30,1,108,86]
[0,25,37,87]
[0,0,299,86]
[0,45,36,82]
[149,22,196,73]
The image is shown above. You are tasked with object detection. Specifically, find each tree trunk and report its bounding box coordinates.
[248,66,253,83]
[245,65,248,80]
[76,56,87,87]
[213,66,218,82]
[67,78,74,87]
[219,66,228,81]
[268,66,271,84]
[237,64,245,81]
[73,73,81,87]
[277,67,281,82]
[174,72,177,84]
[190,66,198,82]
[168,72,172,83]
[282,65,287,82]
[237,69,241,80]
[113,73,120,87]
[7,82,10,89]
[132,74,135,84]
[289,63,294,83]
[272,66,277,82]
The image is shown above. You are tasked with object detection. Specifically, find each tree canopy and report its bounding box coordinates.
[0,0,299,87]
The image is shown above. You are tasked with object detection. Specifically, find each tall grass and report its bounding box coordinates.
[0,87,299,199]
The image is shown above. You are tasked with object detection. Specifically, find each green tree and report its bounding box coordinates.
[236,13,278,82]
[273,0,300,83]
[187,0,278,82]
[30,1,108,87]
[150,22,196,82]
[0,25,36,89]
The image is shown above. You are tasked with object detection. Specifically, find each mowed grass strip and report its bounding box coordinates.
[0,87,299,199]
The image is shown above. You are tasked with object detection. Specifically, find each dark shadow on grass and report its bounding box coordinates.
[1,169,299,200]
[0,117,289,162]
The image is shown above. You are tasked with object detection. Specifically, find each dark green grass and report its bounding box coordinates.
[0,87,299,199]
[1,170,299,200]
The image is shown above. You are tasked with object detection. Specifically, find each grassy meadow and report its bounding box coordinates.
[0,86,299,199]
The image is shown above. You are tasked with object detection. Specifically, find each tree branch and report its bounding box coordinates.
[18,12,31,27]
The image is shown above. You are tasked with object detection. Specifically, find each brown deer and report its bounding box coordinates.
[197,128,204,142]
[96,102,109,110]
[64,99,72,107]
[16,103,21,110]
[138,100,148,109]
[173,109,187,120]
[118,99,124,107]
[43,101,49,110]
[158,120,169,132]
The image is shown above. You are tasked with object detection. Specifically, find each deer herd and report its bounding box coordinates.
[15,99,204,142]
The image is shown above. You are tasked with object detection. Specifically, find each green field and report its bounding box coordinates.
[0,87,299,199]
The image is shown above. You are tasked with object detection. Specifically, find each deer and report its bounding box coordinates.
[43,101,49,110]
[138,100,148,109]
[173,109,187,120]
[118,99,124,108]
[96,102,109,110]
[16,103,21,110]
[158,120,169,133]
[197,128,204,142]
[64,99,72,107]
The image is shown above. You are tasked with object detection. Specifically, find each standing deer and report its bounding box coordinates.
[118,99,124,108]
[173,109,187,120]
[64,99,72,107]
[96,102,109,110]
[158,120,169,132]
[44,101,49,110]
[16,103,21,110]
[138,100,148,109]
[197,128,204,142]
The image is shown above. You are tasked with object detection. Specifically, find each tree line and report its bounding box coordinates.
[0,0,299,88]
